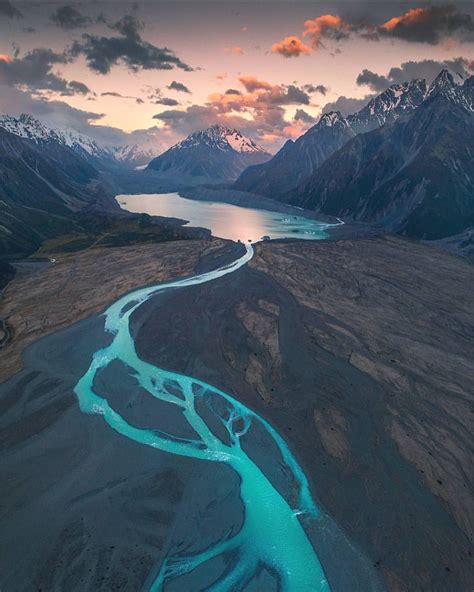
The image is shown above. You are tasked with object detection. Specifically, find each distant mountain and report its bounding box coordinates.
[0,114,162,170]
[234,79,429,199]
[234,112,354,198]
[0,114,113,166]
[146,124,271,182]
[291,70,474,240]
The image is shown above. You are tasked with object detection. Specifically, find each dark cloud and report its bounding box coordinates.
[356,69,390,92]
[322,94,374,116]
[0,1,22,18]
[101,91,125,98]
[225,88,242,95]
[156,97,179,106]
[303,83,329,96]
[378,5,474,44]
[357,57,474,91]
[50,6,92,29]
[283,85,311,105]
[153,105,218,133]
[0,48,89,96]
[278,5,474,54]
[101,91,145,102]
[70,15,193,74]
[294,108,316,124]
[65,80,90,95]
[167,80,191,93]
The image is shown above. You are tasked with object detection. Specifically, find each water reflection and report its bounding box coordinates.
[116,192,334,243]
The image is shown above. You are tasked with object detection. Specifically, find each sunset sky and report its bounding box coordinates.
[1,1,474,152]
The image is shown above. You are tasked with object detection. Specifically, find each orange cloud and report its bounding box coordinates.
[271,35,312,58]
[224,46,244,55]
[303,14,348,48]
[0,54,12,64]
[382,8,427,32]
[238,75,272,93]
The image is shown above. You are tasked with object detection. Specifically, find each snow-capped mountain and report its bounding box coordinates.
[235,111,354,197]
[293,69,474,241]
[234,69,474,200]
[111,141,163,169]
[0,113,162,169]
[426,69,474,112]
[147,124,271,181]
[347,78,428,133]
[172,125,267,154]
[0,113,112,162]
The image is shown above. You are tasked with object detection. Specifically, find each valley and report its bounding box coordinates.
[0,25,473,590]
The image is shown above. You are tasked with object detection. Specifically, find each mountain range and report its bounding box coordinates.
[0,69,472,257]
[0,114,159,169]
[235,69,474,242]
[146,124,271,182]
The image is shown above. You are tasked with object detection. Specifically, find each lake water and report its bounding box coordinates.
[116,192,335,243]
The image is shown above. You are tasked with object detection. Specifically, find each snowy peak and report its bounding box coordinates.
[0,112,166,168]
[0,112,110,159]
[429,69,464,93]
[316,111,349,129]
[0,113,53,142]
[348,79,428,133]
[174,124,268,155]
[426,69,474,112]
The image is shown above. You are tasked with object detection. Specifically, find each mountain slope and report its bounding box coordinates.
[234,80,429,199]
[0,125,104,257]
[234,112,354,198]
[292,74,474,239]
[146,124,271,182]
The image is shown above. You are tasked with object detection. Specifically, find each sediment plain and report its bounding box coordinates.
[0,234,472,591]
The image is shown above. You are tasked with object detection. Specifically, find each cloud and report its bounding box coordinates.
[294,108,316,124]
[101,91,138,99]
[50,6,92,29]
[0,1,22,18]
[156,97,179,106]
[303,14,350,48]
[322,94,373,116]
[225,88,242,95]
[380,5,474,44]
[356,69,390,92]
[238,75,272,93]
[66,80,90,95]
[271,35,312,58]
[167,80,191,93]
[276,6,474,56]
[0,48,90,96]
[70,15,193,74]
[224,46,244,55]
[357,57,474,91]
[303,83,329,95]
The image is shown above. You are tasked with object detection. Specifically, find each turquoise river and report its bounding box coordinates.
[74,210,338,590]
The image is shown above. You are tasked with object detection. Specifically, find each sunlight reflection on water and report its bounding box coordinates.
[116,192,334,243]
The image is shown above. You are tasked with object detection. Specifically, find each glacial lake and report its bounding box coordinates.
[116,192,336,243]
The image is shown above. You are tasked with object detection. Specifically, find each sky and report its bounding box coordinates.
[1,1,474,152]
